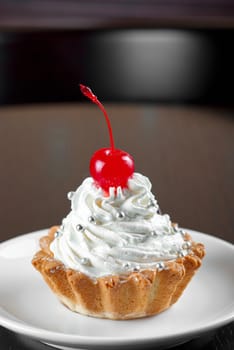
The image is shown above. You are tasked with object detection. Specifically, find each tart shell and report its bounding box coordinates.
[32,226,205,320]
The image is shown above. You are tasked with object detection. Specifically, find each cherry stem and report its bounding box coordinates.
[80,84,115,151]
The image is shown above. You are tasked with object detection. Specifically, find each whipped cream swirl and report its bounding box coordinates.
[50,173,190,278]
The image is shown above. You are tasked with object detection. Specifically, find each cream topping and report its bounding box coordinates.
[50,173,190,278]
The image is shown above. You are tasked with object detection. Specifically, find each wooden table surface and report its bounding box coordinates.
[0,103,233,243]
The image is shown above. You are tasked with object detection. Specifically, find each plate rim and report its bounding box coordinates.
[0,229,234,348]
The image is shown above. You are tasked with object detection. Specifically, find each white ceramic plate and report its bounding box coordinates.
[0,229,233,350]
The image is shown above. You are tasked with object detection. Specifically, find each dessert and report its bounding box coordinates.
[32,85,205,320]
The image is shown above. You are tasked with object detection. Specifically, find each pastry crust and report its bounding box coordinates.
[32,226,205,319]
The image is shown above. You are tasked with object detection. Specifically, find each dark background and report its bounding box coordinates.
[0,28,234,106]
[0,0,234,107]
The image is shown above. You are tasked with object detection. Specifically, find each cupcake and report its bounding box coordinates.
[32,85,205,320]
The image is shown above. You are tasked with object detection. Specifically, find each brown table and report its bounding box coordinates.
[0,103,233,243]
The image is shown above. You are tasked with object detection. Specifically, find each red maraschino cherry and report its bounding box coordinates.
[80,84,134,194]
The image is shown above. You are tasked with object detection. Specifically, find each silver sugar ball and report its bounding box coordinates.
[151,231,158,237]
[156,262,165,271]
[88,216,95,223]
[60,224,65,231]
[76,224,84,231]
[54,231,60,238]
[178,250,186,258]
[67,191,74,200]
[133,266,140,272]
[123,262,130,269]
[116,211,125,220]
[81,257,89,265]
[180,229,187,236]
[182,241,192,249]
